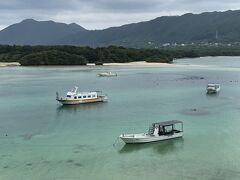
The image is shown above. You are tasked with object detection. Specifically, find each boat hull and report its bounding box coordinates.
[98,72,117,77]
[207,88,220,94]
[98,74,117,77]
[120,132,183,144]
[57,96,107,105]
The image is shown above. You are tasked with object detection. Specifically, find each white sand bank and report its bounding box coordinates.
[0,62,21,67]
[101,61,205,68]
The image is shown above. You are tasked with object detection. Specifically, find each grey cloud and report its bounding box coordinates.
[81,0,161,12]
[1,0,240,11]
[0,0,77,10]
[0,0,203,12]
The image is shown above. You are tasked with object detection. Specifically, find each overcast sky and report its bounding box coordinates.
[0,0,240,30]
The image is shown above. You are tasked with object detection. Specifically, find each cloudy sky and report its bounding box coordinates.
[0,0,240,30]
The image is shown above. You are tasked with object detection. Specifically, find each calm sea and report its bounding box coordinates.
[1,56,240,179]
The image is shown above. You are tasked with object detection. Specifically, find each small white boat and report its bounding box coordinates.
[98,72,117,77]
[56,86,107,105]
[206,83,220,94]
[119,120,183,144]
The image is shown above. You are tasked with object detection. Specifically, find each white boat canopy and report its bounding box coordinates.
[152,120,183,127]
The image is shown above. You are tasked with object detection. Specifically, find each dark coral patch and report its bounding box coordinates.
[74,163,83,167]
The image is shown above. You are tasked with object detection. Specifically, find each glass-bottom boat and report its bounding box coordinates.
[56,87,107,105]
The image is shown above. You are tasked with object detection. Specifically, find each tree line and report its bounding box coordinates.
[1,45,240,65]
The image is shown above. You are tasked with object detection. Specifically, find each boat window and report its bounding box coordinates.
[78,96,81,99]
[83,96,86,98]
[93,95,96,98]
[88,95,91,98]
[163,125,174,134]
[74,96,77,99]
[67,95,71,98]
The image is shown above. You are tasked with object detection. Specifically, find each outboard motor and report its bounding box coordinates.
[56,92,59,100]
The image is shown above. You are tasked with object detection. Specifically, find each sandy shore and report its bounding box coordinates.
[99,61,206,68]
[0,62,21,67]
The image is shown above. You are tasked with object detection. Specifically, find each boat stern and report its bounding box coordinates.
[99,95,108,102]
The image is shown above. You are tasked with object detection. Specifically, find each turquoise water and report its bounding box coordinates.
[1,57,240,179]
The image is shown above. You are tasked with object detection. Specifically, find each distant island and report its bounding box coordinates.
[1,45,240,66]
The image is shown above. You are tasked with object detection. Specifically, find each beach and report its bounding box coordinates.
[0,62,20,67]
[90,61,207,68]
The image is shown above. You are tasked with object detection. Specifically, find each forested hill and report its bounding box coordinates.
[0,45,174,65]
[1,45,240,66]
[59,10,240,47]
[0,19,86,45]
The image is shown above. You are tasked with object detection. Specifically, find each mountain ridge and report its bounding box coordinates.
[0,19,86,45]
[1,10,240,47]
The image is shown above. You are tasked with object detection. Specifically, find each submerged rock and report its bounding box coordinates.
[25,163,32,166]
[74,163,83,167]
[179,108,210,116]
[66,160,74,163]
[179,75,205,81]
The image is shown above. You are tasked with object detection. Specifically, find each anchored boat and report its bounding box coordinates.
[119,120,183,144]
[206,83,220,94]
[98,72,117,77]
[56,86,107,105]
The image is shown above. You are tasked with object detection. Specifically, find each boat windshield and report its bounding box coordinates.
[148,126,154,135]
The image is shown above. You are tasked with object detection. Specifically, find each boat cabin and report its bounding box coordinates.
[148,120,183,136]
[61,87,99,100]
[66,91,98,100]
[207,83,220,89]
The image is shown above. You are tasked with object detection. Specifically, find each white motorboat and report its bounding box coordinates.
[98,72,117,77]
[56,86,107,105]
[119,120,183,144]
[206,83,220,94]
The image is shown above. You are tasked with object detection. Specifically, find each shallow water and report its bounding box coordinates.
[1,57,240,179]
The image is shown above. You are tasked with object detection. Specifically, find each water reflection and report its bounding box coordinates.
[56,102,107,115]
[206,93,220,98]
[118,138,184,155]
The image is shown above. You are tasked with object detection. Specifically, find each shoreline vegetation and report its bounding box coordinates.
[1,45,240,66]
